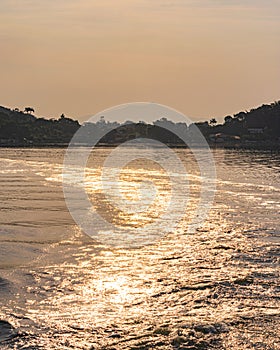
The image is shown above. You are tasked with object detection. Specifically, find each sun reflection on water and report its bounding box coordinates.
[84,160,173,229]
[2,148,280,349]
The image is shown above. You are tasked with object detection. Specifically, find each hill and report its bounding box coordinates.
[197,101,280,149]
[0,101,280,149]
[0,107,80,146]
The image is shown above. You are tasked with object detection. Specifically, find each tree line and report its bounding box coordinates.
[0,100,279,147]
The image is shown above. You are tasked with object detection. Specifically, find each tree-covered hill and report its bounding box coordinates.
[194,101,280,149]
[0,100,280,148]
[0,106,80,146]
[217,101,280,138]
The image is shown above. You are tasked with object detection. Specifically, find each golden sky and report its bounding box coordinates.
[0,0,280,122]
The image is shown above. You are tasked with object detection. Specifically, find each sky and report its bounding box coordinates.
[0,0,280,123]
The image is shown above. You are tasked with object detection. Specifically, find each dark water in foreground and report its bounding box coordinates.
[0,148,279,349]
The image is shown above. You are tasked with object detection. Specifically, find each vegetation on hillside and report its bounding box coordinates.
[0,101,279,148]
[0,107,80,146]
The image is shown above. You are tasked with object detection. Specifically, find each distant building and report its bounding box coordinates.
[246,119,266,134]
[247,128,264,134]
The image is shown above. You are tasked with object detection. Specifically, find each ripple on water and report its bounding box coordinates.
[0,149,280,349]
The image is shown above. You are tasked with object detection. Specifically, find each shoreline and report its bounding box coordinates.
[0,142,280,151]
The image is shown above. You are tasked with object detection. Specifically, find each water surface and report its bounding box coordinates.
[0,148,279,349]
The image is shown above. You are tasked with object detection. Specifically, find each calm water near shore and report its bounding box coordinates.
[0,148,279,349]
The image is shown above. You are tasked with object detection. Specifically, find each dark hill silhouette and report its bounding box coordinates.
[219,101,280,138]
[200,101,280,149]
[0,100,280,149]
[0,106,80,146]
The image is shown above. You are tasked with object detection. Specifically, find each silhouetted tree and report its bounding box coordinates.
[24,107,35,114]
[209,118,217,126]
[224,115,233,123]
[234,112,246,122]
